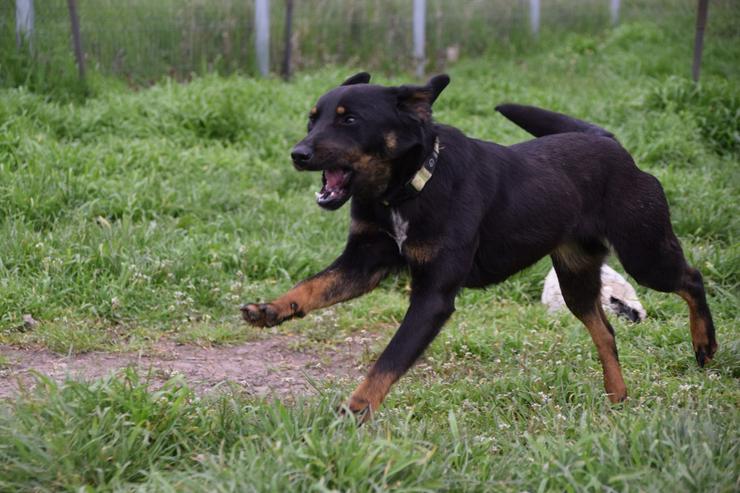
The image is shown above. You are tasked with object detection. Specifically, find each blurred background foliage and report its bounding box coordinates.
[2,0,736,99]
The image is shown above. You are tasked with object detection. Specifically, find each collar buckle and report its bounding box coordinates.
[409,137,440,193]
[381,136,440,207]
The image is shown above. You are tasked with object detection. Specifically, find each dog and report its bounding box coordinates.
[242,72,717,420]
[542,264,647,322]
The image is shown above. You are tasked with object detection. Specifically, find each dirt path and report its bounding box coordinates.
[0,333,381,399]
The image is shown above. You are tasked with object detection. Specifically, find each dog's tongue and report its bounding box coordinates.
[317,168,352,208]
[325,169,347,189]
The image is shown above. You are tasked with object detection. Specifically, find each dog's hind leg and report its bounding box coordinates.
[605,172,717,366]
[677,267,717,366]
[610,232,717,366]
[552,244,627,403]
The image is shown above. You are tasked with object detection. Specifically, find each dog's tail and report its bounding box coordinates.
[495,103,615,140]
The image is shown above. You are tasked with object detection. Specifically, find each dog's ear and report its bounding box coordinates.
[341,72,371,86]
[426,74,451,104]
[396,74,450,121]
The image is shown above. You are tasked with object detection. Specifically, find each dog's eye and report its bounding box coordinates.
[341,115,357,125]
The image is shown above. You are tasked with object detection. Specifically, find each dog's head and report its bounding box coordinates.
[292,72,450,210]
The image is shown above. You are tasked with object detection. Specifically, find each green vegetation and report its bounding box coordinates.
[0,6,738,492]
[0,0,714,97]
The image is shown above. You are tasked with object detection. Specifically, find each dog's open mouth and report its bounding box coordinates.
[316,168,353,210]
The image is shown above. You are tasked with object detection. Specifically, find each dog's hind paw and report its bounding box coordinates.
[694,341,718,368]
[240,302,282,327]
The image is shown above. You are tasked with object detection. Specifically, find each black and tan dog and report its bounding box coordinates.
[242,72,717,420]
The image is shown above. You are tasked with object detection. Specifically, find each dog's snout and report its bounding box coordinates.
[291,145,313,169]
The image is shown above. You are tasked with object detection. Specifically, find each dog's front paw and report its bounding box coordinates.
[338,395,373,424]
[240,302,283,327]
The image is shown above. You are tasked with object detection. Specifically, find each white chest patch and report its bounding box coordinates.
[389,209,408,253]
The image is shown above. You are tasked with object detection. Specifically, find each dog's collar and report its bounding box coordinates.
[382,137,440,207]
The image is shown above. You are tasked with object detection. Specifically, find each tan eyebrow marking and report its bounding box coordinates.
[384,132,397,151]
[310,106,318,115]
[336,106,346,115]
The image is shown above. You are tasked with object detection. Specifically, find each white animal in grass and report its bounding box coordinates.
[541,265,647,322]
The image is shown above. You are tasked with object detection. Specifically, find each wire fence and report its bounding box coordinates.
[1,0,705,88]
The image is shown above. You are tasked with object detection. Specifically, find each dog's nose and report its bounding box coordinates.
[291,145,313,169]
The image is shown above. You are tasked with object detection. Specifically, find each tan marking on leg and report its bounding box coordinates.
[384,132,397,152]
[270,271,341,317]
[347,370,398,421]
[310,106,318,116]
[581,308,627,403]
[244,265,387,327]
[336,105,346,115]
[273,267,386,318]
[678,290,712,354]
[404,242,440,264]
[552,243,595,272]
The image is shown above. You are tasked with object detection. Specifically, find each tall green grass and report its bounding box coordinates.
[0,367,737,492]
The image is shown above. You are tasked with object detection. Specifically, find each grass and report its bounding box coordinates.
[0,7,739,492]
[1,1,721,99]
[0,0,675,92]
[1,368,735,492]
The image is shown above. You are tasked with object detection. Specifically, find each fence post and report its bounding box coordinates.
[413,0,426,79]
[529,0,540,37]
[692,0,709,82]
[281,0,293,80]
[15,0,34,50]
[66,0,86,80]
[610,0,620,25]
[255,0,270,77]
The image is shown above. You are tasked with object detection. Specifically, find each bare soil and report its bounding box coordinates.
[0,333,382,399]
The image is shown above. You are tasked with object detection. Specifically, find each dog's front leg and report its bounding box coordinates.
[241,232,399,327]
[241,264,382,327]
[347,269,463,420]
